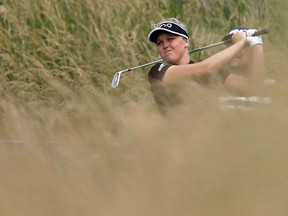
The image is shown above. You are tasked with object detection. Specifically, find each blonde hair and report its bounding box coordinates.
[150,18,188,32]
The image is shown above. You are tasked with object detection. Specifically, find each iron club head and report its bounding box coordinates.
[111,71,122,88]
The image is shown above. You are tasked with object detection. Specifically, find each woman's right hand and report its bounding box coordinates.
[231,31,247,45]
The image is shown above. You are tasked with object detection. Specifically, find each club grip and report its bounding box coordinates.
[222,28,269,42]
[252,28,269,36]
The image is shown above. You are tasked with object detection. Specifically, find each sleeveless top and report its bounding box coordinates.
[148,60,229,115]
[148,61,194,115]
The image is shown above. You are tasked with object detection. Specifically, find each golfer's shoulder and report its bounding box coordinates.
[148,62,171,81]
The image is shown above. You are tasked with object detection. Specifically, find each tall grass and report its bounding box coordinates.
[0,0,288,215]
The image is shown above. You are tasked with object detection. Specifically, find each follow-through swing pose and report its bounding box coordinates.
[147,18,266,114]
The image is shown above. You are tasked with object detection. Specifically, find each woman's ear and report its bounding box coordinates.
[184,38,189,48]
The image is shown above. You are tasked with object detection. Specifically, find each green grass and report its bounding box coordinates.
[0,0,288,215]
[0,0,285,101]
[0,0,279,101]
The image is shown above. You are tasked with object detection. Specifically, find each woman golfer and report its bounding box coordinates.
[147,18,265,114]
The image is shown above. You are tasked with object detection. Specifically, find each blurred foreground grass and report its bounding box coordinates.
[1,82,288,216]
[0,0,288,215]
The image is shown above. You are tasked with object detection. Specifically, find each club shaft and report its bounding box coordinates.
[189,41,225,54]
[120,41,225,74]
[121,59,164,74]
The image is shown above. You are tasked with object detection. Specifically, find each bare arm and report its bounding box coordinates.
[162,32,247,84]
[248,44,265,82]
[224,44,265,95]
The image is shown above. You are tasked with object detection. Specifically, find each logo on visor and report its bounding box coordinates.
[158,23,172,28]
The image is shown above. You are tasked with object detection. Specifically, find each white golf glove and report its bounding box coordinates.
[245,29,263,47]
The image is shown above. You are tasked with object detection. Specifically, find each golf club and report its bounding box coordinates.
[111,28,269,88]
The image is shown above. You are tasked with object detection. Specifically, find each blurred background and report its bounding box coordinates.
[0,0,288,215]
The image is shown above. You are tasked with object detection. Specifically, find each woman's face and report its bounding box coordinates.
[155,32,189,65]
